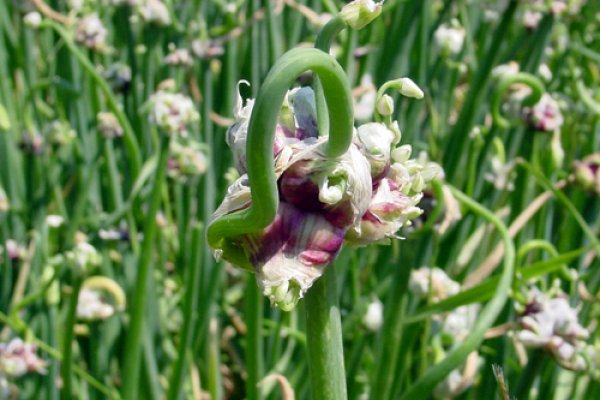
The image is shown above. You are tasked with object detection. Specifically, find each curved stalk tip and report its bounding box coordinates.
[207,47,354,254]
[491,72,545,129]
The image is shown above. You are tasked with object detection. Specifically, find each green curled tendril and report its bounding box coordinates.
[206,47,353,257]
[491,72,545,129]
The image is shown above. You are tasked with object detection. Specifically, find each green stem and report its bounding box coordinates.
[245,277,264,400]
[314,15,347,136]
[61,276,83,400]
[443,0,518,181]
[167,223,203,400]
[305,264,347,400]
[206,47,353,254]
[121,135,170,400]
[491,73,545,129]
[42,21,142,180]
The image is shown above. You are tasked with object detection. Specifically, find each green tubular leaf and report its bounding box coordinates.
[42,20,142,179]
[400,185,515,399]
[206,47,353,250]
[491,72,545,129]
[518,159,600,257]
[404,245,591,325]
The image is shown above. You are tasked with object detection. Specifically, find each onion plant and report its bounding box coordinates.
[0,0,599,400]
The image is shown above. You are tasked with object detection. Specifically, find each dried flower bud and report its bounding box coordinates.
[340,0,383,30]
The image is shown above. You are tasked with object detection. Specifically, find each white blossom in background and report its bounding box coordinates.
[75,14,108,51]
[77,288,115,321]
[573,153,600,196]
[165,47,193,67]
[136,0,171,26]
[45,215,64,228]
[409,267,460,302]
[515,287,591,370]
[0,185,8,213]
[524,93,564,132]
[167,140,208,181]
[23,12,42,28]
[0,338,47,378]
[65,242,102,274]
[363,298,384,332]
[353,74,377,121]
[3,240,27,261]
[440,304,481,340]
[97,112,124,139]
[491,61,520,79]
[434,22,466,55]
[485,156,516,191]
[538,63,553,82]
[148,91,199,137]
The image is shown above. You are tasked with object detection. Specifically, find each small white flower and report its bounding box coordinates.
[165,47,193,67]
[148,91,199,136]
[75,14,108,51]
[409,267,460,302]
[0,186,8,213]
[434,22,466,55]
[0,338,46,378]
[66,242,102,274]
[77,288,115,321]
[24,12,42,28]
[353,74,376,121]
[137,0,171,26]
[97,112,123,139]
[45,215,64,228]
[363,298,384,331]
[515,287,590,370]
[524,93,564,132]
[492,61,520,79]
[522,10,543,29]
[340,0,384,30]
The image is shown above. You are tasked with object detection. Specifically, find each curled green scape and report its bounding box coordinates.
[206,47,354,266]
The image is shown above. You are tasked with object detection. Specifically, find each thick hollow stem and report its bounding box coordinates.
[121,135,170,400]
[305,264,348,400]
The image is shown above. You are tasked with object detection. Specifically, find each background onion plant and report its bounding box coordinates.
[0,0,599,399]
